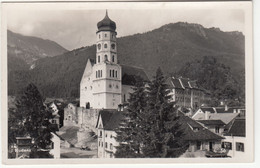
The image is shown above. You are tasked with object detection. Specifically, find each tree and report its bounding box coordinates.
[115,76,147,158]
[141,67,188,157]
[9,83,53,158]
[115,68,188,158]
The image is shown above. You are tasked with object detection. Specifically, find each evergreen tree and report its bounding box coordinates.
[142,67,187,157]
[115,76,147,158]
[9,83,53,158]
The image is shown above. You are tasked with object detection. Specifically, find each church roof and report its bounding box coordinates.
[97,10,116,32]
[121,64,149,85]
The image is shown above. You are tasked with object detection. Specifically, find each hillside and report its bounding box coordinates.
[7,30,68,65]
[7,22,245,99]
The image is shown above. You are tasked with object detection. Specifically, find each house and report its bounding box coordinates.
[221,116,246,158]
[196,120,226,135]
[49,132,61,159]
[48,100,67,128]
[177,113,224,155]
[192,107,240,124]
[166,77,210,110]
[96,109,123,158]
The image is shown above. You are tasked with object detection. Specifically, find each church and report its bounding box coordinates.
[80,11,148,109]
[63,11,148,129]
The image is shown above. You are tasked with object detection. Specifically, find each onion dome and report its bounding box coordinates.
[97,10,116,32]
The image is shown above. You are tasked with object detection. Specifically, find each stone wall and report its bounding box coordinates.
[77,108,100,131]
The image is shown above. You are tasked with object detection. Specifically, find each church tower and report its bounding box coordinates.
[80,11,122,109]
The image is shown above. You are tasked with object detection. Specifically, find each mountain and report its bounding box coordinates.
[7,22,245,99]
[7,30,68,65]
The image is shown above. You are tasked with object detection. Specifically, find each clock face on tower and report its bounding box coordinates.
[98,44,101,50]
[111,43,115,50]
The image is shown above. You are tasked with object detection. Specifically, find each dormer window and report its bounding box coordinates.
[193,127,199,132]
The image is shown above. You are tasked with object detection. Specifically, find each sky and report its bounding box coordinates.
[6,3,245,50]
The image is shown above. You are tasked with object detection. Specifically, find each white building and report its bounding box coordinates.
[221,117,246,158]
[96,109,123,158]
[80,11,148,109]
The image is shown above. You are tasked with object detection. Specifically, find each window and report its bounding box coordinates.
[99,141,100,147]
[112,55,115,62]
[105,34,107,37]
[105,142,107,148]
[110,153,113,158]
[104,43,107,48]
[98,44,101,50]
[115,71,117,78]
[236,142,244,152]
[101,70,102,77]
[90,86,92,90]
[102,142,103,147]
[116,85,119,89]
[196,141,201,150]
[110,135,112,138]
[98,56,100,63]
[99,34,101,39]
[98,70,100,78]
[96,71,98,78]
[112,70,114,77]
[222,142,232,150]
[105,134,107,138]
[99,131,102,137]
[110,143,113,150]
[85,86,87,90]
[110,70,112,77]
[215,126,220,133]
[109,84,112,88]
[124,94,126,102]
[105,55,108,61]
[111,43,115,49]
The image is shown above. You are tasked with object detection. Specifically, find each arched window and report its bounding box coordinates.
[112,70,114,77]
[110,70,112,77]
[105,142,107,148]
[112,55,115,62]
[104,43,107,48]
[104,55,108,61]
[101,70,102,77]
[110,143,113,150]
[96,71,98,78]
[98,56,100,63]
[115,71,117,78]
[98,70,100,78]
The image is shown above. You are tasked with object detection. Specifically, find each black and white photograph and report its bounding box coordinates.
[1,0,254,164]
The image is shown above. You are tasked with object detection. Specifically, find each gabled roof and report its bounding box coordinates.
[170,78,183,89]
[96,109,124,131]
[197,120,225,126]
[193,112,239,124]
[224,117,245,137]
[178,115,224,141]
[168,77,202,90]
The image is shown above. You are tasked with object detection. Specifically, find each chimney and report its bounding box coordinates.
[205,111,209,120]
[225,104,228,111]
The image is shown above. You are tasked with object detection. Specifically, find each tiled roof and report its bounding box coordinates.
[179,78,190,88]
[170,78,184,89]
[97,109,124,131]
[193,113,239,124]
[178,115,224,141]
[197,120,225,126]
[121,64,149,85]
[224,117,245,137]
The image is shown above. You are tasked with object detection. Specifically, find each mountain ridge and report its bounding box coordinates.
[7,22,245,101]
